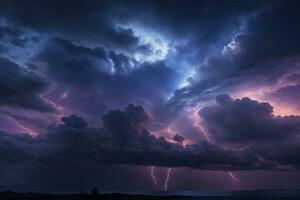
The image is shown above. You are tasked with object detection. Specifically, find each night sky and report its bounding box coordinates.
[0,0,300,193]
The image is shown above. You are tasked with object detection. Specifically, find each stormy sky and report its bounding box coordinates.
[0,0,300,192]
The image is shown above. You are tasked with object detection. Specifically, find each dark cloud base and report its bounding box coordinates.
[1,100,300,172]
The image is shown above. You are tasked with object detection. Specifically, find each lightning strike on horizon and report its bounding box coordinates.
[164,168,172,191]
[228,172,239,183]
[150,166,158,187]
[191,110,240,185]
[149,127,177,191]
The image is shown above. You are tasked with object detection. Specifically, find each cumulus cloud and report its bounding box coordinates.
[2,103,300,172]
[0,104,256,170]
[32,38,176,122]
[199,94,300,144]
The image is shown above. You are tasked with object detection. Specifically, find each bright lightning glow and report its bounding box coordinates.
[228,172,239,183]
[221,38,240,56]
[164,168,172,191]
[40,94,66,122]
[177,67,196,89]
[117,24,170,63]
[40,94,64,113]
[232,84,300,116]
[190,109,211,142]
[15,122,38,137]
[150,166,158,188]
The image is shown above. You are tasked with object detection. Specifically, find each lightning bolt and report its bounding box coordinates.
[15,121,37,137]
[164,168,172,191]
[192,111,241,185]
[150,166,158,188]
[228,171,239,182]
[40,94,66,122]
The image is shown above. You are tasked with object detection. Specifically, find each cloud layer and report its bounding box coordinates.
[1,100,300,173]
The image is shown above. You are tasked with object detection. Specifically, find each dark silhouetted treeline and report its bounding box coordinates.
[1,190,300,200]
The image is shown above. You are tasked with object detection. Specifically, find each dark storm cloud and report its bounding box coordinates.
[41,37,138,76]
[0,0,141,52]
[168,0,300,110]
[252,140,300,168]
[194,95,300,171]
[1,0,287,117]
[3,103,300,171]
[102,104,150,146]
[60,115,88,129]
[0,0,265,65]
[0,104,262,171]
[199,94,300,144]
[0,131,36,164]
[37,38,174,87]
[0,57,55,112]
[33,38,176,120]
[130,0,262,57]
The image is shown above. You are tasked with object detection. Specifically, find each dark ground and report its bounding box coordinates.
[1,190,300,200]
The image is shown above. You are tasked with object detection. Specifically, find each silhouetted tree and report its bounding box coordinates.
[90,186,99,197]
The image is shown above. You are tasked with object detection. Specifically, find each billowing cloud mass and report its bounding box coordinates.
[200,94,300,144]
[168,0,300,110]
[0,0,300,192]
[2,101,300,173]
[0,105,254,170]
